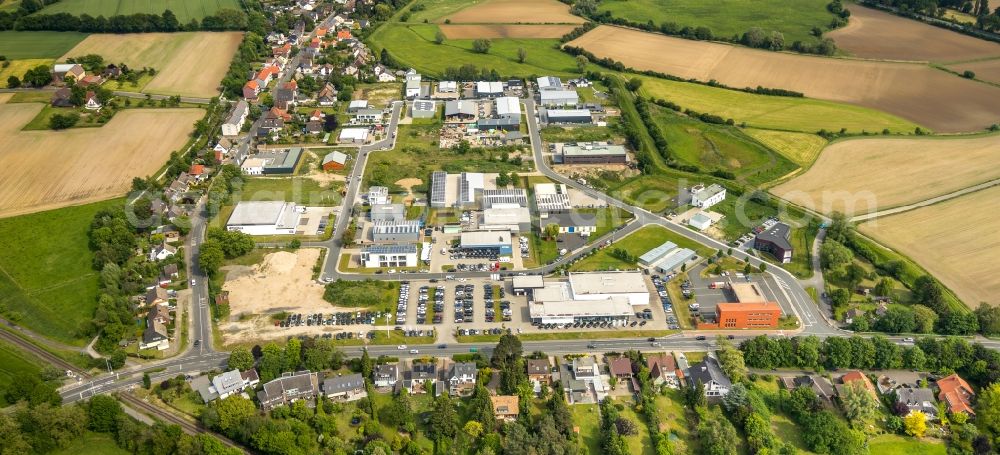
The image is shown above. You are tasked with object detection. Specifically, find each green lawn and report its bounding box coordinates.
[612,397,656,455]
[652,106,798,186]
[50,431,129,455]
[237,176,342,206]
[38,0,242,23]
[653,389,689,450]
[597,0,837,45]
[637,75,920,134]
[868,435,946,455]
[370,24,588,78]
[0,58,53,88]
[600,174,679,214]
[702,194,779,241]
[0,31,89,59]
[20,105,107,131]
[540,122,621,143]
[582,207,632,242]
[570,404,603,455]
[0,199,121,345]
[0,340,44,407]
[571,224,714,271]
[743,128,828,169]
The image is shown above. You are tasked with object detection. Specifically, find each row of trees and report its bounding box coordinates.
[1,8,247,33]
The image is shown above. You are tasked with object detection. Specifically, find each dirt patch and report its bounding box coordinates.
[0,93,12,104]
[859,185,1000,307]
[440,24,577,39]
[60,32,243,98]
[443,0,585,24]
[395,177,423,204]
[0,104,203,218]
[771,134,1000,217]
[828,5,1000,62]
[568,25,1000,133]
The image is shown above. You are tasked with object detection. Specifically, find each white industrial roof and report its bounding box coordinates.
[568,272,647,296]
[540,90,579,101]
[652,248,694,272]
[460,230,511,247]
[495,97,521,116]
[339,128,369,140]
[349,100,368,109]
[512,275,544,289]
[438,81,457,91]
[483,206,531,225]
[322,151,348,165]
[476,81,503,93]
[227,201,299,227]
[529,297,634,318]
[639,241,677,265]
[534,183,565,195]
[547,109,591,117]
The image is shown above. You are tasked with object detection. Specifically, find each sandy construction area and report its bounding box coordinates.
[440,24,577,39]
[0,104,203,218]
[859,185,1000,307]
[771,134,1000,216]
[568,25,1000,133]
[443,0,584,24]
[828,5,1000,62]
[60,32,243,98]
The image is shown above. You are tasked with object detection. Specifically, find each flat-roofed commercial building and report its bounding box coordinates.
[698,281,782,329]
[430,171,448,208]
[361,244,418,268]
[535,183,571,213]
[226,201,302,235]
[638,240,695,273]
[495,96,521,116]
[528,281,633,325]
[543,108,592,124]
[482,205,531,232]
[560,142,628,164]
[541,211,597,236]
[459,172,485,206]
[481,188,527,208]
[567,271,649,306]
[540,89,579,107]
[639,241,677,266]
[370,203,406,222]
[460,230,512,254]
[371,220,421,243]
[690,184,726,209]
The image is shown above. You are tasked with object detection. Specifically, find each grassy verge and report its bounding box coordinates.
[50,431,129,455]
[236,175,343,206]
[743,128,828,169]
[666,273,694,329]
[571,224,714,272]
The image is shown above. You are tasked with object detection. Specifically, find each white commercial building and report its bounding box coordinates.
[482,205,531,232]
[537,76,563,91]
[535,183,572,213]
[639,241,696,273]
[347,99,369,112]
[476,81,503,97]
[540,90,579,107]
[361,244,418,268]
[459,172,485,206]
[339,127,370,144]
[528,281,634,325]
[404,69,422,99]
[567,271,649,306]
[368,186,389,205]
[226,201,302,235]
[688,212,713,230]
[690,184,726,209]
[438,81,457,93]
[241,157,265,175]
[481,188,527,208]
[495,96,521,116]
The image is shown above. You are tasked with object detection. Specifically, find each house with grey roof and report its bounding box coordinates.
[404,361,440,395]
[448,362,478,396]
[193,369,260,403]
[896,387,937,418]
[257,371,319,410]
[373,364,399,388]
[322,373,367,400]
[687,357,731,397]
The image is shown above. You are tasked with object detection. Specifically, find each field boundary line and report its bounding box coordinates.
[0,263,24,292]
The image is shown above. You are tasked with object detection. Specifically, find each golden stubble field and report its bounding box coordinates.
[442,0,585,24]
[568,25,1000,132]
[60,32,243,98]
[440,24,577,38]
[828,5,1000,62]
[859,185,1000,307]
[771,134,1000,216]
[0,103,204,218]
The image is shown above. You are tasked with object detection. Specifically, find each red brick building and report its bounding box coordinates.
[699,302,781,329]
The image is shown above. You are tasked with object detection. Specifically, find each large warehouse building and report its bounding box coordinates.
[567,271,650,306]
[639,241,696,273]
[226,201,302,235]
[460,231,513,254]
[559,142,628,164]
[525,272,650,324]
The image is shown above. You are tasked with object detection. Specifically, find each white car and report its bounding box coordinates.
[191,279,196,286]
[409,349,419,354]
[397,345,407,350]
[902,337,915,343]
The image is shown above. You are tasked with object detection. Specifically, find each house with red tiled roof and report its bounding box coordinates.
[647,354,682,386]
[337,29,352,40]
[77,74,104,87]
[270,107,292,122]
[243,80,260,100]
[938,373,975,415]
[273,43,292,58]
[84,91,101,110]
[309,109,324,121]
[255,65,280,86]
[836,371,878,400]
[315,27,328,37]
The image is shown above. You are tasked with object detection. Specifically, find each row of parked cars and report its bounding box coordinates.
[396,282,411,325]
[417,285,445,324]
[457,328,511,337]
[454,283,475,323]
[483,283,512,323]
[277,311,385,328]
[652,275,681,330]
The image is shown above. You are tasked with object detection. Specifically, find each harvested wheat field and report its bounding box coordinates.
[828,5,1000,62]
[443,0,585,24]
[60,32,243,98]
[440,24,577,39]
[0,104,203,218]
[947,59,1000,84]
[771,134,1000,216]
[569,25,1000,132]
[859,185,1000,307]
[0,93,12,104]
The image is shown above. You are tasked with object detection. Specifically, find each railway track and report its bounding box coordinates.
[0,326,89,378]
[118,393,246,453]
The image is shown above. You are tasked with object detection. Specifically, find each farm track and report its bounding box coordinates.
[118,393,246,452]
[0,325,88,378]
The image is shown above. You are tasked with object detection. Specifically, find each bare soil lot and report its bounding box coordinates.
[0,104,203,218]
[60,32,243,98]
[443,0,585,24]
[828,5,1000,62]
[859,185,1000,307]
[947,58,1000,84]
[440,24,577,39]
[770,134,1000,217]
[568,25,1000,132]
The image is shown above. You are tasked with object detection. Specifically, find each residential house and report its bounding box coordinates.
[404,69,421,99]
[317,83,338,106]
[322,151,348,171]
[448,362,478,396]
[243,80,261,101]
[149,243,177,261]
[84,91,101,110]
[52,63,85,84]
[337,29,352,40]
[102,64,122,79]
[491,395,519,422]
[145,286,169,306]
[257,371,320,410]
[896,387,937,418]
[938,373,975,416]
[608,357,637,391]
[273,43,292,58]
[572,356,598,381]
[404,361,440,394]
[782,375,836,403]
[322,373,367,400]
[270,106,293,122]
[194,369,260,402]
[148,303,170,325]
[305,120,323,134]
[687,357,731,397]
[274,81,298,109]
[309,109,325,121]
[159,263,179,284]
[374,65,396,82]
[222,100,249,137]
[646,354,682,387]
[527,358,551,384]
[260,111,285,137]
[836,371,879,400]
[51,88,73,107]
[214,137,234,158]
[77,75,103,87]
[373,364,399,388]
[140,318,169,350]
[189,164,207,181]
[352,108,383,124]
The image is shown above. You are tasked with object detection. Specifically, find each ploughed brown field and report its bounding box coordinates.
[947,58,1000,84]
[859,185,1000,308]
[0,103,203,218]
[442,0,585,24]
[60,32,243,98]
[568,25,1000,132]
[440,24,577,39]
[828,5,1000,62]
[770,134,1000,217]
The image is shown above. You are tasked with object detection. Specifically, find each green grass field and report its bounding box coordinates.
[370,24,586,78]
[403,0,483,23]
[540,123,620,143]
[571,224,714,271]
[637,76,920,134]
[0,58,53,88]
[743,128,828,168]
[0,31,89,59]
[38,0,243,23]
[652,106,798,185]
[0,199,121,345]
[237,176,343,206]
[599,174,679,213]
[570,403,603,455]
[50,431,129,455]
[597,0,836,45]
[868,435,946,455]
[0,340,44,407]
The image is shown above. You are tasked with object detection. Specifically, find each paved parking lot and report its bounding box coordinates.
[685,263,797,321]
